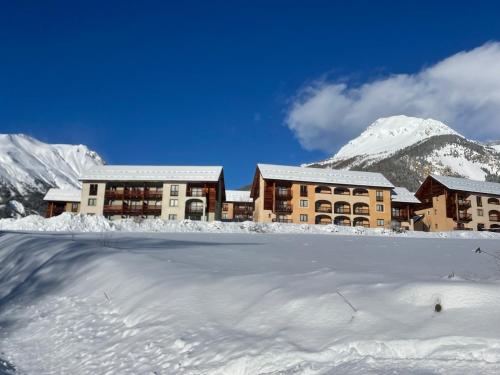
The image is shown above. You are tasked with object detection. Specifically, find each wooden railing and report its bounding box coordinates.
[272,218,292,223]
[334,207,351,214]
[275,204,293,213]
[354,207,370,215]
[105,190,163,200]
[315,206,332,213]
[275,190,292,200]
[457,199,471,209]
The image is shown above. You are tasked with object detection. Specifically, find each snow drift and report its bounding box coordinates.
[0,231,499,374]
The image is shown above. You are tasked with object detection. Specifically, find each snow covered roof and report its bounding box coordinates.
[80,165,223,182]
[391,187,420,204]
[225,190,252,203]
[43,188,81,202]
[431,174,500,197]
[257,164,394,188]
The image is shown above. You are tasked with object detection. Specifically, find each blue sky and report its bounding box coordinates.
[1,1,500,188]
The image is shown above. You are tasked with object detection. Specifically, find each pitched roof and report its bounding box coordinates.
[80,165,223,182]
[225,190,252,203]
[257,164,394,188]
[431,174,500,196]
[43,188,81,202]
[391,187,420,203]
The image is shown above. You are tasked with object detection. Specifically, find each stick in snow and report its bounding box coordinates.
[336,289,357,313]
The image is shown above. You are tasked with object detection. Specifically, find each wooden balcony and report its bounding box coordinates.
[272,218,292,223]
[334,207,351,214]
[275,190,292,200]
[456,212,473,222]
[457,199,471,209]
[354,207,370,215]
[489,215,500,222]
[186,189,205,197]
[103,205,162,216]
[233,207,253,215]
[105,190,163,200]
[315,206,332,213]
[185,207,204,215]
[275,204,293,213]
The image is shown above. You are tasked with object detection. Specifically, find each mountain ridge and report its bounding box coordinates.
[307,116,500,191]
[0,134,105,217]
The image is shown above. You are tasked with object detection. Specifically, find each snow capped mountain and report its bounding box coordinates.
[307,116,500,191]
[316,116,460,165]
[0,134,104,217]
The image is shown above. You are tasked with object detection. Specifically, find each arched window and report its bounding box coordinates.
[489,210,500,222]
[315,200,332,213]
[315,215,332,225]
[334,216,351,226]
[334,187,350,195]
[488,198,500,205]
[334,202,351,214]
[353,188,368,196]
[353,217,370,228]
[353,202,369,215]
[315,186,331,194]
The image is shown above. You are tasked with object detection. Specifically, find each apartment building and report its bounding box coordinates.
[250,164,394,227]
[79,165,225,221]
[391,187,421,230]
[222,190,254,222]
[414,174,500,231]
[43,188,81,217]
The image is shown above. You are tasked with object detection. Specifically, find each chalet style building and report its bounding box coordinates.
[415,175,500,232]
[391,187,421,230]
[250,164,394,227]
[222,190,254,222]
[79,165,225,221]
[43,188,81,218]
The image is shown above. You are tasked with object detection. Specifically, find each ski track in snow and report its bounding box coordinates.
[0,229,500,374]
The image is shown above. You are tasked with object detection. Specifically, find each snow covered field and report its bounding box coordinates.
[1,225,500,374]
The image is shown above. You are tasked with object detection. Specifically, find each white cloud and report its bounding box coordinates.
[286,42,500,152]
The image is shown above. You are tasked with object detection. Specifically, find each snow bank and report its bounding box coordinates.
[1,213,500,239]
[1,232,499,374]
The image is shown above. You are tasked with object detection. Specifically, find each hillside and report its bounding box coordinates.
[307,116,500,190]
[0,134,104,217]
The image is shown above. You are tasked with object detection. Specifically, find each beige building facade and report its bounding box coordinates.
[79,165,225,221]
[415,175,500,232]
[251,164,393,228]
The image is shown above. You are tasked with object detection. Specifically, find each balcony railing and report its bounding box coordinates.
[105,190,163,200]
[315,206,332,213]
[275,190,293,200]
[103,205,162,216]
[457,199,471,209]
[354,208,370,215]
[272,218,292,223]
[490,215,500,222]
[456,212,473,222]
[275,204,293,213]
[186,207,204,215]
[334,207,351,214]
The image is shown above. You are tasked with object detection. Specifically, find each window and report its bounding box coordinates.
[477,196,482,207]
[190,187,203,197]
[222,213,228,220]
[434,209,437,215]
[376,204,384,212]
[435,223,438,229]
[300,214,308,222]
[88,198,96,206]
[169,199,178,207]
[376,219,384,226]
[89,184,98,196]
[376,190,384,202]
[300,200,308,208]
[223,203,229,211]
[300,185,308,197]
[168,214,177,220]
[478,209,484,216]
[71,203,79,212]
[170,185,179,196]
